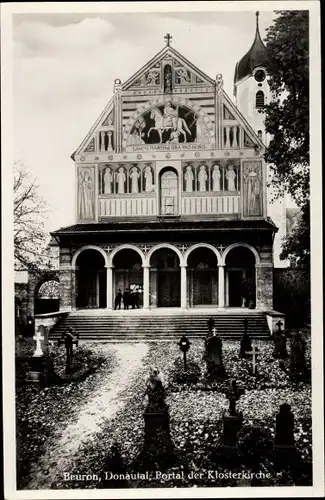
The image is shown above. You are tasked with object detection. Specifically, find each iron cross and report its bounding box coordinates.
[164,33,173,46]
[247,342,260,375]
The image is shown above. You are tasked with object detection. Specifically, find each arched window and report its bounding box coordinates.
[256,91,265,108]
[37,280,60,299]
[160,169,178,215]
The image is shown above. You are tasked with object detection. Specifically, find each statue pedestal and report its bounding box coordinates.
[26,355,56,386]
[139,409,175,468]
[222,414,243,449]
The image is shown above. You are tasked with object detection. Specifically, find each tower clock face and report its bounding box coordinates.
[255,70,266,82]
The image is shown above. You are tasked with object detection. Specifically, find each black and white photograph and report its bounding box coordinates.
[1,1,323,498]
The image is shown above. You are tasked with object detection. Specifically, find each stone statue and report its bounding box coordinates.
[164,66,173,92]
[146,69,159,85]
[184,165,194,193]
[226,165,236,192]
[117,167,126,194]
[198,165,208,192]
[103,168,113,194]
[130,166,140,194]
[212,165,221,192]
[144,165,153,192]
[163,101,178,129]
[167,129,180,143]
[176,67,189,84]
[78,168,94,219]
[247,165,261,215]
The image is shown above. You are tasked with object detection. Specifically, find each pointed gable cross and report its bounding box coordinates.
[164,33,173,46]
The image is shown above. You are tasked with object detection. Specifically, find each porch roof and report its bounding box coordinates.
[51,217,278,236]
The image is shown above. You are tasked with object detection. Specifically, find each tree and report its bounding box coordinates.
[14,161,52,273]
[263,11,310,268]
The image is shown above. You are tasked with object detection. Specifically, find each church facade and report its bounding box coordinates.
[52,20,278,313]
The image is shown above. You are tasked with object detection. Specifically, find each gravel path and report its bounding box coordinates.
[26,343,149,490]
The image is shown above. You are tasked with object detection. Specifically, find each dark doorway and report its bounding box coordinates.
[76,250,106,309]
[113,249,143,308]
[228,270,243,307]
[188,247,218,306]
[150,248,180,307]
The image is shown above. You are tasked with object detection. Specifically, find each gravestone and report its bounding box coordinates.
[222,380,244,448]
[290,333,307,380]
[247,343,260,375]
[207,317,215,334]
[275,403,295,448]
[273,321,288,359]
[274,403,297,469]
[98,443,129,489]
[139,369,174,468]
[205,328,226,378]
[26,327,55,385]
[58,328,79,375]
[239,320,252,358]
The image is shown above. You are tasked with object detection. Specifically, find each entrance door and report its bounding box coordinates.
[158,270,180,307]
[193,270,212,305]
[228,270,243,307]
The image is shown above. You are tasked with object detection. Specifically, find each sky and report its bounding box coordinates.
[13,9,278,234]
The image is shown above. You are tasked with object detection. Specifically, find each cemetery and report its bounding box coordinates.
[16,324,312,489]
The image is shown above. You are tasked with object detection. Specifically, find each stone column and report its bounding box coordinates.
[143,265,150,310]
[106,265,113,310]
[181,265,187,309]
[218,265,225,308]
[100,131,106,152]
[255,264,273,310]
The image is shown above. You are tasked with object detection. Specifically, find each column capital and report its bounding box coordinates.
[105,264,114,269]
[59,266,76,271]
[142,264,151,269]
[255,263,273,268]
[217,263,225,268]
[180,264,188,268]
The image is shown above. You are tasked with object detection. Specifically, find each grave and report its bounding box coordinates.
[289,333,307,381]
[272,321,288,359]
[205,328,226,379]
[58,328,79,375]
[26,325,55,385]
[239,319,252,358]
[247,342,260,375]
[274,403,297,469]
[138,368,175,469]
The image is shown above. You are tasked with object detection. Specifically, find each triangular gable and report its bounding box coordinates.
[222,91,265,148]
[123,45,215,91]
[74,98,114,156]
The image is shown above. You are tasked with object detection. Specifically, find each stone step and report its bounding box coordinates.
[49,312,270,340]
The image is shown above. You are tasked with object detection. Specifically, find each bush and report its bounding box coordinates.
[273,268,310,327]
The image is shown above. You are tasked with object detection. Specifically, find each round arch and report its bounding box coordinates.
[108,244,145,268]
[122,96,215,148]
[146,243,184,267]
[221,243,260,266]
[184,243,222,266]
[72,245,109,268]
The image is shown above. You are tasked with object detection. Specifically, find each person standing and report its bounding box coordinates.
[134,287,140,309]
[123,288,129,310]
[114,289,122,310]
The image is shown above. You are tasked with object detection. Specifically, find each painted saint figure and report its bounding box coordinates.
[244,164,262,215]
[144,165,153,192]
[184,165,194,193]
[212,165,221,192]
[103,167,113,194]
[130,166,140,194]
[226,165,236,192]
[164,65,173,93]
[117,167,126,194]
[176,67,189,84]
[78,168,94,219]
[198,165,208,192]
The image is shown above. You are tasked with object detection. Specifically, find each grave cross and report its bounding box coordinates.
[276,320,283,331]
[33,330,44,357]
[164,33,173,46]
[247,342,260,375]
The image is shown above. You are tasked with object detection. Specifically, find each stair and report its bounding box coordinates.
[49,311,271,341]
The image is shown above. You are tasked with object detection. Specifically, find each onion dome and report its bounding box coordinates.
[234,12,268,85]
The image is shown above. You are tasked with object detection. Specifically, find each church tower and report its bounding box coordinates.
[233,12,269,145]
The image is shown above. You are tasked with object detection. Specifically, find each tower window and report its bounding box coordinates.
[256,91,265,108]
[257,130,263,140]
